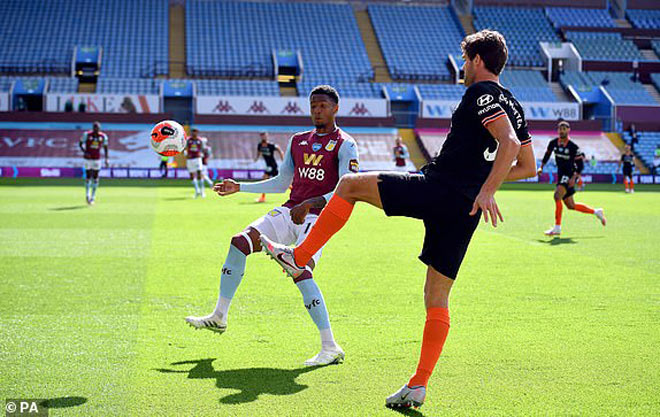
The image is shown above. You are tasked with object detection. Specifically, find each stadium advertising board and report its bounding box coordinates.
[196,96,389,117]
[421,100,579,121]
[46,94,160,113]
[0,93,9,111]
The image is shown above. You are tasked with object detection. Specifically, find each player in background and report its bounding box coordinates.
[79,121,108,205]
[200,136,215,187]
[576,149,585,191]
[393,137,410,171]
[255,131,284,203]
[186,128,205,198]
[186,85,358,366]
[619,145,635,193]
[261,30,538,409]
[538,121,606,236]
[159,154,169,178]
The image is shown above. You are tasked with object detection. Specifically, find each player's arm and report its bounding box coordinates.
[102,133,109,165]
[215,140,294,196]
[505,139,536,181]
[400,145,410,159]
[254,146,260,162]
[618,154,623,168]
[471,114,521,227]
[275,145,284,160]
[538,140,554,174]
[79,132,87,154]
[290,139,360,224]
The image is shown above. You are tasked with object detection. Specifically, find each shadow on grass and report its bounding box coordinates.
[156,358,326,404]
[162,197,188,201]
[40,396,87,409]
[536,236,604,246]
[385,406,425,417]
[49,205,88,211]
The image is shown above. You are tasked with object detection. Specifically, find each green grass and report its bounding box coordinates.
[1,179,659,416]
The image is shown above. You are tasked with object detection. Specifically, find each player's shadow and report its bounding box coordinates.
[163,197,188,201]
[386,406,425,417]
[40,396,87,409]
[156,358,324,404]
[536,236,604,246]
[49,205,87,211]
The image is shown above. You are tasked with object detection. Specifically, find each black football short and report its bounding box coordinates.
[623,166,633,177]
[377,172,479,280]
[556,172,576,199]
[265,164,279,176]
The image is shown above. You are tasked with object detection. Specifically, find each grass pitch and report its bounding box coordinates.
[1,179,659,416]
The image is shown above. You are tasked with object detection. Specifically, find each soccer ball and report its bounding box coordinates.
[150,120,186,156]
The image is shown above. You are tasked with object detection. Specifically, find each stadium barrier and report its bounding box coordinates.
[0,93,8,111]
[196,96,389,118]
[46,94,160,113]
[420,100,580,121]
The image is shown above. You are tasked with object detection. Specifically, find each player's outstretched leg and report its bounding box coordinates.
[294,270,344,366]
[387,267,452,409]
[262,173,382,278]
[564,197,606,226]
[185,231,254,333]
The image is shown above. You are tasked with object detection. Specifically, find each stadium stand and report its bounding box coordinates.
[0,76,78,93]
[626,9,660,29]
[97,79,160,95]
[196,80,280,96]
[622,131,660,169]
[499,70,557,102]
[652,41,660,59]
[473,6,561,67]
[297,79,382,99]
[545,7,616,28]
[0,0,169,77]
[564,31,646,62]
[560,71,658,105]
[416,84,465,101]
[368,5,464,81]
[186,1,372,81]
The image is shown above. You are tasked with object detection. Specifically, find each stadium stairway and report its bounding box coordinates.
[605,132,649,174]
[643,84,660,104]
[169,2,186,78]
[641,49,659,61]
[78,81,95,93]
[354,9,391,83]
[399,128,427,169]
[551,81,573,102]
[280,85,298,96]
[457,13,476,35]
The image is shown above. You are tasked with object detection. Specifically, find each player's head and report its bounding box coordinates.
[92,121,100,132]
[259,131,268,143]
[395,137,402,146]
[460,30,508,86]
[309,85,339,130]
[191,128,199,139]
[625,144,631,153]
[558,120,570,139]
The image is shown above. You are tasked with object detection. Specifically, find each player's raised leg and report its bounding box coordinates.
[185,228,258,333]
[386,266,452,409]
[563,196,606,226]
[261,172,382,278]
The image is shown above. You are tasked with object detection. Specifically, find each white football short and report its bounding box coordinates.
[249,206,323,265]
[84,159,102,170]
[186,157,203,173]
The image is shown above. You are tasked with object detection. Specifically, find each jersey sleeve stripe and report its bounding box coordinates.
[520,140,532,147]
[481,111,507,126]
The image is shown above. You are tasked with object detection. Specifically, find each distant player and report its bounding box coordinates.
[255,131,284,203]
[79,121,108,205]
[200,136,214,187]
[393,137,410,171]
[538,121,606,236]
[261,30,538,409]
[186,85,358,366]
[619,145,635,193]
[186,128,205,198]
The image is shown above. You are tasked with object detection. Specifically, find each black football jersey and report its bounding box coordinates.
[621,153,634,169]
[542,138,582,176]
[422,81,531,199]
[258,142,277,167]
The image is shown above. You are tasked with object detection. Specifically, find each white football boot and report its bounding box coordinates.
[385,384,426,409]
[594,208,607,226]
[259,235,305,279]
[544,225,561,236]
[185,313,227,334]
[304,345,345,367]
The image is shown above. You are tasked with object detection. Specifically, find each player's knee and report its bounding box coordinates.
[336,174,359,196]
[564,201,575,210]
[230,234,254,256]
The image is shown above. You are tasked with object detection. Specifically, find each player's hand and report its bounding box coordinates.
[568,174,577,187]
[104,158,109,167]
[213,179,239,196]
[290,202,311,225]
[469,189,503,227]
[537,167,543,175]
